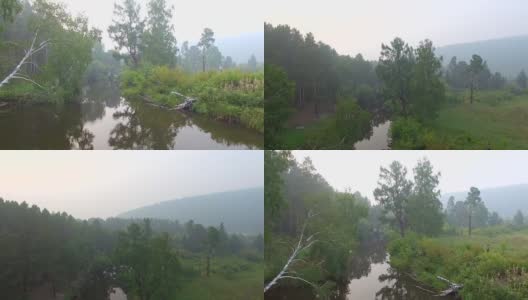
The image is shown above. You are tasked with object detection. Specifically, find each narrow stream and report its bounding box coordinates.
[266,242,456,300]
[354,120,391,150]
[0,82,263,149]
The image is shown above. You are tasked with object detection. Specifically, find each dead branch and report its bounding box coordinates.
[264,210,319,293]
[0,29,49,90]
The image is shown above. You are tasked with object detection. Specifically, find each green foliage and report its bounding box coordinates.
[0,0,100,103]
[377,37,415,115]
[142,0,178,67]
[275,97,372,149]
[120,66,264,132]
[265,155,370,294]
[0,0,21,22]
[388,229,528,299]
[264,63,294,148]
[410,39,445,121]
[108,0,145,67]
[264,151,292,241]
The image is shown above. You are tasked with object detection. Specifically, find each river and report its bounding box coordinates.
[265,243,457,300]
[354,120,391,150]
[0,82,263,149]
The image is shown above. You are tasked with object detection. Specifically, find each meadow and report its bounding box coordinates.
[388,226,528,299]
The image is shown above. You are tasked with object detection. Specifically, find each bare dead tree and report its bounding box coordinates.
[0,29,50,90]
[264,211,319,293]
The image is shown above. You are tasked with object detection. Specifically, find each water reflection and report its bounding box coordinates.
[0,82,262,149]
[265,242,456,300]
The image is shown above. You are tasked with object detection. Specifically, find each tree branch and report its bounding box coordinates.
[264,210,319,293]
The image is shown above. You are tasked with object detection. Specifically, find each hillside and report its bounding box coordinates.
[441,183,528,219]
[118,187,263,234]
[437,35,528,79]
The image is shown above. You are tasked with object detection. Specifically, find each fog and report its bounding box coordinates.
[0,150,263,219]
[292,150,528,202]
[55,0,264,50]
[265,0,528,59]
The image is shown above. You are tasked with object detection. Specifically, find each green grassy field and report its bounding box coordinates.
[419,89,528,149]
[388,226,528,299]
[176,255,263,300]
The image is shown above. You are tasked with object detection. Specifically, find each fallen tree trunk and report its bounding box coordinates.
[405,273,463,297]
[0,29,49,90]
[142,91,197,111]
[435,276,463,296]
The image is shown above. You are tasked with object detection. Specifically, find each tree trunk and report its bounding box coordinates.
[206,253,210,277]
[399,218,405,237]
[468,213,472,236]
[202,54,206,72]
[470,78,474,104]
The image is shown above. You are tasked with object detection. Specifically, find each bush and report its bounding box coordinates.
[119,67,264,132]
[390,117,426,149]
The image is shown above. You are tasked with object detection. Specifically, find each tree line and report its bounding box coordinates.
[109,0,260,72]
[265,151,379,295]
[0,197,262,300]
[265,23,528,149]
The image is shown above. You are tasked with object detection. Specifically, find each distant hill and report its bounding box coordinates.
[437,35,528,79]
[441,184,528,219]
[216,32,263,64]
[118,187,263,234]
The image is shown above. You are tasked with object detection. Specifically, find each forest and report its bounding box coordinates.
[0,0,263,149]
[264,23,528,149]
[264,151,528,299]
[0,198,263,300]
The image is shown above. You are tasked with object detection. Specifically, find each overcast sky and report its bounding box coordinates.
[292,151,528,202]
[266,0,528,60]
[0,151,263,219]
[56,0,263,49]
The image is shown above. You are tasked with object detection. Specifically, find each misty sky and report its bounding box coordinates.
[266,0,528,60]
[292,151,528,202]
[55,0,263,49]
[0,151,263,219]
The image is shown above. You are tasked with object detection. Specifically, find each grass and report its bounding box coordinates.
[388,226,528,299]
[120,66,264,133]
[177,255,263,300]
[426,89,528,149]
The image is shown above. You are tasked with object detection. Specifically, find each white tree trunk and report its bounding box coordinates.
[0,29,49,90]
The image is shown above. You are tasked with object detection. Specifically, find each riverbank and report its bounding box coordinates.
[0,81,263,149]
[273,98,373,149]
[120,67,264,133]
[387,227,528,299]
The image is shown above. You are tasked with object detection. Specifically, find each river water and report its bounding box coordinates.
[266,243,456,300]
[354,120,391,150]
[0,83,262,149]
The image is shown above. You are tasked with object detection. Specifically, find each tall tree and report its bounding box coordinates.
[377,37,415,115]
[513,210,524,227]
[142,0,178,66]
[468,55,484,104]
[206,226,220,277]
[410,39,445,121]
[465,187,482,236]
[248,54,257,71]
[264,64,294,148]
[0,0,21,22]
[516,70,527,89]
[114,220,180,300]
[108,0,145,67]
[374,161,413,237]
[408,158,443,236]
[197,28,214,72]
